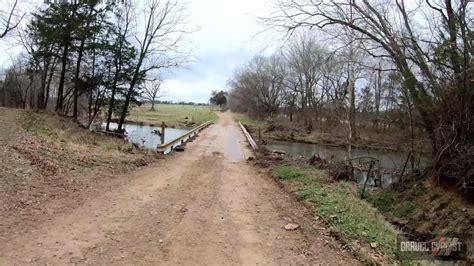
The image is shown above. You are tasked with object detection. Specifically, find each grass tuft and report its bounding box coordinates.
[367,191,396,213]
[274,165,308,180]
[368,191,415,218]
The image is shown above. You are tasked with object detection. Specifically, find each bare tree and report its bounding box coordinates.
[117,0,191,131]
[105,1,135,131]
[266,0,473,183]
[142,76,166,111]
[1,55,38,108]
[284,32,325,129]
[228,55,286,118]
[0,0,24,39]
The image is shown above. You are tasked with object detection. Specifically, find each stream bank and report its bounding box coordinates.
[265,139,428,189]
[253,152,399,264]
[252,147,473,263]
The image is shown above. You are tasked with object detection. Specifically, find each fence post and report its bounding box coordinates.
[360,160,374,198]
[399,151,412,187]
[160,121,165,144]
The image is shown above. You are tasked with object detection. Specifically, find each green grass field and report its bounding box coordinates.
[128,104,218,128]
[233,113,267,128]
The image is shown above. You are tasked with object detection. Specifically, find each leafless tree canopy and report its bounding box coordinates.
[0,0,24,39]
[231,0,473,185]
[116,0,192,131]
[142,76,166,111]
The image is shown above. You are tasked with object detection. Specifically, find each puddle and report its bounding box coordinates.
[223,126,244,162]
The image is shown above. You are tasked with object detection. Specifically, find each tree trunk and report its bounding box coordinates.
[117,80,136,132]
[349,82,357,140]
[73,38,86,121]
[37,59,50,111]
[73,4,94,121]
[106,87,117,131]
[44,62,55,110]
[408,107,415,169]
[117,53,144,132]
[374,68,382,133]
[56,42,70,113]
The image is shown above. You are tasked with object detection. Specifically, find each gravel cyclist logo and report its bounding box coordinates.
[398,235,467,261]
[430,237,463,257]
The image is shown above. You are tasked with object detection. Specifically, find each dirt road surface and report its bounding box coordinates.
[0,112,358,265]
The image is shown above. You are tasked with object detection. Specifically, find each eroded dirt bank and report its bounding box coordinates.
[0,112,358,265]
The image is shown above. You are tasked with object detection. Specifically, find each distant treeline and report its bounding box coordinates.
[149,100,210,106]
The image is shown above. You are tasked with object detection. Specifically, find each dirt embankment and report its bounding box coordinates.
[368,174,474,260]
[0,108,157,242]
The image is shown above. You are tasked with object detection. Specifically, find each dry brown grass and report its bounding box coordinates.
[0,108,159,240]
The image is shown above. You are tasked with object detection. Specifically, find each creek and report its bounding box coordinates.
[104,122,188,151]
[266,139,428,188]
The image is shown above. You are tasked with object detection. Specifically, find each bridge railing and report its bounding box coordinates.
[157,120,214,154]
[238,121,258,150]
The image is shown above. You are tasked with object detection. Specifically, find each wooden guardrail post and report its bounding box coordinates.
[160,121,165,144]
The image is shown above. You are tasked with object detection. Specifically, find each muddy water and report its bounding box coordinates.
[104,122,188,151]
[266,139,428,188]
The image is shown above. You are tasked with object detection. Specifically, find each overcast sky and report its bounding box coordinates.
[162,0,275,103]
[0,0,276,104]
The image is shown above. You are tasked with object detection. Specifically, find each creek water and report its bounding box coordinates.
[104,122,188,151]
[266,139,428,188]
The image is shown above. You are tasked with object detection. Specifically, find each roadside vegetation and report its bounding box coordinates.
[260,147,474,263]
[127,104,218,128]
[270,160,473,262]
[234,113,267,129]
[273,164,399,263]
[229,0,472,192]
[367,178,474,245]
[0,108,155,239]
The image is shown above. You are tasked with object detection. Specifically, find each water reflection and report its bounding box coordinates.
[104,122,188,151]
[266,139,427,188]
